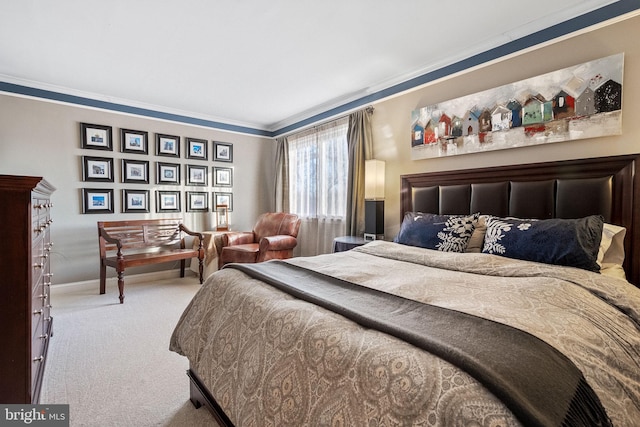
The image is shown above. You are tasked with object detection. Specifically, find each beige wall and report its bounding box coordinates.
[370,13,640,238]
[0,96,275,284]
[1,13,639,284]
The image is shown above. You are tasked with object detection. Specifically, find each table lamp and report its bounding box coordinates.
[364,159,385,241]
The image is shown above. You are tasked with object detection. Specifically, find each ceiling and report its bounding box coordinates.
[0,0,630,135]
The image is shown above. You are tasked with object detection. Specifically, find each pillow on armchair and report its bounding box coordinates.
[219,212,301,268]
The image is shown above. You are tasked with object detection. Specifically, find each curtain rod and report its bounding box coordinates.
[278,105,374,139]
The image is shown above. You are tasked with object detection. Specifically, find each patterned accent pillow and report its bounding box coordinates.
[482,215,604,272]
[394,212,480,252]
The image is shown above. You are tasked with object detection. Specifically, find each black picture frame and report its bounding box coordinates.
[156,161,181,185]
[213,191,233,212]
[122,159,149,184]
[155,133,180,158]
[81,123,113,151]
[82,188,114,214]
[82,156,114,182]
[186,137,208,160]
[186,164,208,186]
[213,166,233,187]
[186,191,209,212]
[156,190,181,213]
[121,128,149,154]
[122,189,150,213]
[213,141,233,162]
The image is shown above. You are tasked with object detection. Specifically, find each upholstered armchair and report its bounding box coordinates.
[219,212,301,268]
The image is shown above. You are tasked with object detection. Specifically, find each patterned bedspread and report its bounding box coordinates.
[170,240,640,426]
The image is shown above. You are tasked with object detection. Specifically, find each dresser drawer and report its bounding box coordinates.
[31,302,44,339]
[0,175,55,404]
[31,332,47,388]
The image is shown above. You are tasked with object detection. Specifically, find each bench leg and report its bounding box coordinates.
[180,259,186,278]
[117,270,125,304]
[99,261,107,295]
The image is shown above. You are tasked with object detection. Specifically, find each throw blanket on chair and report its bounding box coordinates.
[227,260,612,427]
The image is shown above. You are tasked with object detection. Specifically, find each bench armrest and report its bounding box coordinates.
[98,227,123,258]
[179,224,204,241]
[179,224,204,252]
[99,227,123,249]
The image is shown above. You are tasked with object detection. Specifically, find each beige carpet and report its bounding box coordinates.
[40,273,221,427]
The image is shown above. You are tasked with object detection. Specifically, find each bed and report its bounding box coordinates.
[170,154,640,426]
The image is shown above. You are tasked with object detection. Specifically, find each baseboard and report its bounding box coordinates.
[53,269,190,290]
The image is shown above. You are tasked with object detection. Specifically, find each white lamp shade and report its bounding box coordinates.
[365,160,385,200]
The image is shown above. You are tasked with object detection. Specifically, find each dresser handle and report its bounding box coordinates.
[33,263,43,269]
[39,334,48,340]
[44,273,54,278]
[33,356,44,363]
[33,309,43,315]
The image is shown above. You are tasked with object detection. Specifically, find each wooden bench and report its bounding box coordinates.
[98,219,204,303]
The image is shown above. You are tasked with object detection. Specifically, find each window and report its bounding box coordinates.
[288,117,349,219]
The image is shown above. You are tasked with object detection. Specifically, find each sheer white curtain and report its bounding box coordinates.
[289,117,349,256]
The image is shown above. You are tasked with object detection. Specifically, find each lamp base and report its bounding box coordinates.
[364,233,384,242]
[365,199,384,240]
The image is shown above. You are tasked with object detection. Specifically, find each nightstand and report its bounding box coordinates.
[333,235,368,253]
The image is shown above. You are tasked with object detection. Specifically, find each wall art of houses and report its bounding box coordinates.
[410,53,623,159]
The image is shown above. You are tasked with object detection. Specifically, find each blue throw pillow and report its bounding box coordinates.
[481,215,604,272]
[394,212,479,252]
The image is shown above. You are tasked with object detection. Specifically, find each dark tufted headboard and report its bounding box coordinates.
[400,154,640,287]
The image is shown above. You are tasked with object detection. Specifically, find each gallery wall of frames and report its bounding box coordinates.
[79,122,234,216]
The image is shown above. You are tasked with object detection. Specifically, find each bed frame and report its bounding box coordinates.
[401,153,640,287]
[187,153,640,425]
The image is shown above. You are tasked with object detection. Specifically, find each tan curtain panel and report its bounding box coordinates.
[274,136,289,212]
[346,107,373,236]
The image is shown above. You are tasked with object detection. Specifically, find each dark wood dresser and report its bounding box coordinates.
[0,175,55,403]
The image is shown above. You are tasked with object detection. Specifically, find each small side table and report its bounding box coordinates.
[333,235,368,253]
[191,230,231,279]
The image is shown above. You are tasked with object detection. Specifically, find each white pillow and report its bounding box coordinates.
[597,223,626,278]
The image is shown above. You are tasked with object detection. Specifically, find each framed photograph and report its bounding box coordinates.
[186,164,208,186]
[81,123,113,151]
[215,204,229,231]
[156,161,180,185]
[82,188,114,214]
[156,133,180,157]
[186,191,209,212]
[122,159,149,183]
[213,191,233,212]
[186,137,208,160]
[121,129,148,154]
[213,166,233,187]
[122,189,150,213]
[156,190,181,213]
[82,156,114,182]
[213,141,233,162]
